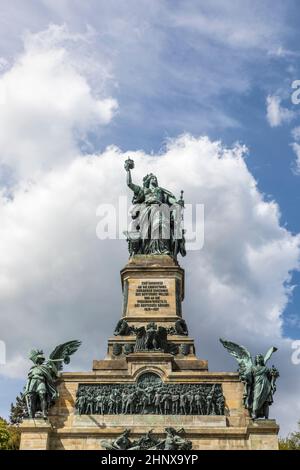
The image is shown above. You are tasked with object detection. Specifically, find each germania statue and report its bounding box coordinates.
[24,340,81,419]
[220,339,279,419]
[124,157,186,258]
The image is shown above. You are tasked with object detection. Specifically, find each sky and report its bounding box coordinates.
[0,0,300,437]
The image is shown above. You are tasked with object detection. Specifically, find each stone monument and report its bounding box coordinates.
[19,158,279,450]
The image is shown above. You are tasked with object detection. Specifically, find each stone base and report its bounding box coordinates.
[18,353,279,450]
[19,419,52,450]
[18,256,280,450]
[72,414,227,428]
[19,416,279,450]
[18,368,278,450]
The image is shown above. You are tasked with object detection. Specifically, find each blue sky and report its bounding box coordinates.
[0,0,300,436]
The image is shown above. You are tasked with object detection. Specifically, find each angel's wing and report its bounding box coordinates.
[136,326,146,337]
[158,326,167,336]
[220,338,252,369]
[264,346,278,365]
[49,340,81,370]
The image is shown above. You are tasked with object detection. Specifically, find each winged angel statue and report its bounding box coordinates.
[220,339,279,419]
[24,340,81,419]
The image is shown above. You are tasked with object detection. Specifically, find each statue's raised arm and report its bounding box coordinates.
[263,346,278,365]
[124,157,143,201]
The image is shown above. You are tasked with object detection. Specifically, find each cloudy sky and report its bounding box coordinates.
[0,0,300,437]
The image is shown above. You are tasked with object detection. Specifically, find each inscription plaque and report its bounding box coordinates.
[134,281,170,311]
[126,278,176,317]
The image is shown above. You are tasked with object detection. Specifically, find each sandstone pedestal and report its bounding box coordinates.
[19,419,52,450]
[19,255,279,450]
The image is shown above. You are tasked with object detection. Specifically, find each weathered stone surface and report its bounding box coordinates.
[92,359,128,370]
[173,359,208,370]
[19,419,52,450]
[33,419,279,450]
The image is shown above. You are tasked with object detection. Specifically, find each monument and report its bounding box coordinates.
[19,159,280,450]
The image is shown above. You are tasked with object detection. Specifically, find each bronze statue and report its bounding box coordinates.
[220,339,279,419]
[149,427,192,450]
[75,380,225,416]
[113,319,135,336]
[133,322,176,353]
[24,340,81,419]
[174,318,189,336]
[101,428,192,451]
[101,429,133,450]
[124,157,186,258]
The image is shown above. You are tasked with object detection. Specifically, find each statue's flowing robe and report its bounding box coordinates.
[252,365,272,414]
[24,363,58,405]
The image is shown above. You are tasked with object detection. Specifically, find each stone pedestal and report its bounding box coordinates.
[19,419,52,450]
[19,255,279,450]
[121,254,184,322]
[110,255,199,362]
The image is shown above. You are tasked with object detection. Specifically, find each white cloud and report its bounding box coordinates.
[291,123,300,173]
[0,24,118,181]
[0,135,299,436]
[0,1,291,134]
[268,46,300,58]
[168,0,286,52]
[0,16,299,437]
[291,126,300,141]
[1,355,29,380]
[291,142,300,175]
[266,95,295,127]
[0,57,9,72]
